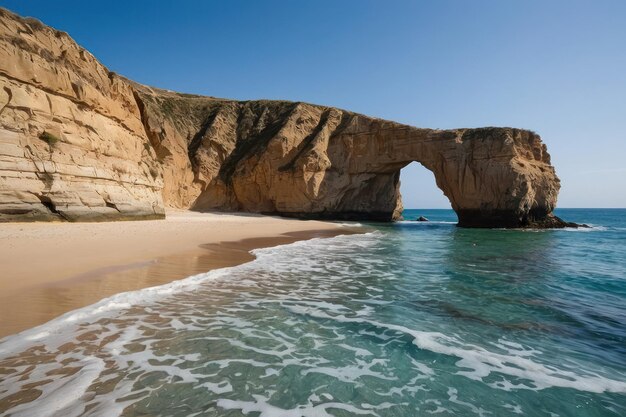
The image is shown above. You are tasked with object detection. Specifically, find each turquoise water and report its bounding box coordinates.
[1,209,625,416]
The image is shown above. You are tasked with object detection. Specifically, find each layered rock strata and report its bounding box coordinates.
[0,8,569,227]
[0,9,163,221]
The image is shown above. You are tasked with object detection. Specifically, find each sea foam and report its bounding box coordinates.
[284,304,626,394]
[1,219,625,417]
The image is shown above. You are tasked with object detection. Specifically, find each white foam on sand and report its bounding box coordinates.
[334,222,364,227]
[3,232,379,354]
[3,356,105,417]
[0,266,232,355]
[0,232,381,417]
[2,227,625,417]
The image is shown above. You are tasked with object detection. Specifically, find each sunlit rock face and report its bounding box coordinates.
[0,8,164,221]
[0,8,565,227]
[134,87,564,228]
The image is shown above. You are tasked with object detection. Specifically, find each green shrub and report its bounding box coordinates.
[39,131,60,145]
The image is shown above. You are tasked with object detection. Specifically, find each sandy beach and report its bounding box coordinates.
[0,210,349,337]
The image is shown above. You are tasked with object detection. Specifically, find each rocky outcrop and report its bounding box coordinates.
[134,88,564,227]
[0,8,163,221]
[0,8,569,227]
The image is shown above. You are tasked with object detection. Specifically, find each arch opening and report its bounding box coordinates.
[398,161,456,222]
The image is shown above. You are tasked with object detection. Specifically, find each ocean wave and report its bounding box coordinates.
[0,230,390,417]
[334,221,364,227]
[0,232,380,355]
[506,224,608,233]
[284,305,626,394]
[2,356,105,417]
[1,222,625,416]
[0,267,229,354]
[561,224,607,232]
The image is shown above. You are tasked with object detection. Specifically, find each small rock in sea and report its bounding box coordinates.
[417,216,429,222]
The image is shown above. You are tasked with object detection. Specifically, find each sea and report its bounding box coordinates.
[0,208,625,417]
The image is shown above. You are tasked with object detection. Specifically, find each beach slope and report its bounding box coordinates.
[0,211,347,337]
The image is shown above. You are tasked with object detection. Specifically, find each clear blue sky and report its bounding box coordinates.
[3,0,625,208]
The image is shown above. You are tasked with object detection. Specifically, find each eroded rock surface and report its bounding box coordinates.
[0,8,568,227]
[0,9,163,221]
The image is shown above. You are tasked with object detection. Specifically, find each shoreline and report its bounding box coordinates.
[0,211,357,338]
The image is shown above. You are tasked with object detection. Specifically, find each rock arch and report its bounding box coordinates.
[139,97,564,228]
[304,113,561,227]
[0,8,569,228]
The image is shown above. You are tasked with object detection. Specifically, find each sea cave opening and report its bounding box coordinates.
[399,161,457,222]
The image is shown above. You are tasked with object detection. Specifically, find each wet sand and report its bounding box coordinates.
[0,211,354,337]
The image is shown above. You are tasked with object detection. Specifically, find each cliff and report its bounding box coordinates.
[0,8,164,221]
[0,8,568,227]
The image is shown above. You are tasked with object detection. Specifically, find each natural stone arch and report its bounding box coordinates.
[0,9,567,227]
[166,101,564,228]
[273,111,563,227]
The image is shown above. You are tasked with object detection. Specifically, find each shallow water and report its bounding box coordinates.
[1,209,625,416]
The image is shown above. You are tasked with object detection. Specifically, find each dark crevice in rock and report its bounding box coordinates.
[328,112,356,141]
[132,89,156,151]
[36,171,54,190]
[105,201,119,212]
[36,195,68,220]
[0,208,32,215]
[187,107,222,166]
[0,86,12,115]
[219,102,300,184]
[279,108,332,172]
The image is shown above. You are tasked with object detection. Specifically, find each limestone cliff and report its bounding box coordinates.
[0,8,569,227]
[0,8,163,221]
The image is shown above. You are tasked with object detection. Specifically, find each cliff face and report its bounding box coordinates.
[0,9,164,221]
[134,88,562,226]
[0,8,565,227]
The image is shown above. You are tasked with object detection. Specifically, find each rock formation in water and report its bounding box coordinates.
[0,8,570,227]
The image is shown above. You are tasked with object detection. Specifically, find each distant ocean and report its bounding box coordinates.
[1,209,625,416]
